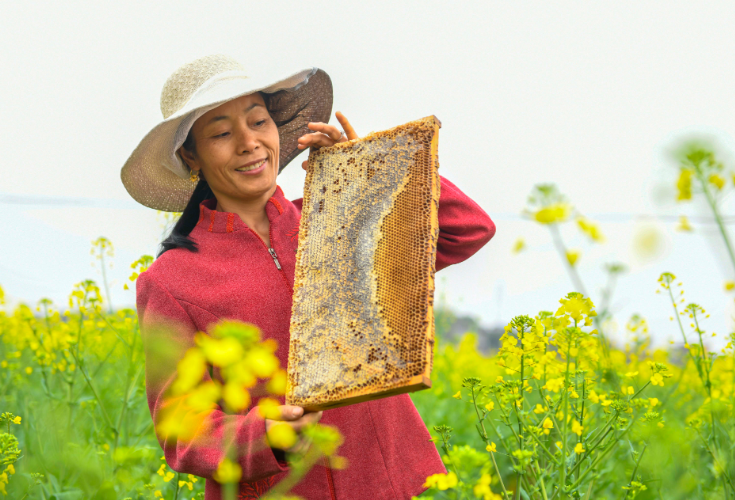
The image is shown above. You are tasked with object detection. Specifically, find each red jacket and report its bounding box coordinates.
[136,176,495,500]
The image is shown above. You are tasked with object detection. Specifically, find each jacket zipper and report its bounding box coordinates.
[268,247,282,270]
[324,456,337,500]
[248,225,292,294]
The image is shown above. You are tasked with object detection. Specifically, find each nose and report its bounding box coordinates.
[233,120,259,154]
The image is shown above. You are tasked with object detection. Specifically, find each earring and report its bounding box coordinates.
[190,169,199,184]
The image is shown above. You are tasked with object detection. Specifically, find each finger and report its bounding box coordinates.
[288,437,311,456]
[307,122,343,142]
[289,411,323,432]
[335,112,358,140]
[298,133,338,150]
[302,160,308,171]
[265,405,304,422]
[298,132,340,149]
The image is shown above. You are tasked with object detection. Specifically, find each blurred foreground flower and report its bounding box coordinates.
[676,215,693,232]
[511,238,525,254]
[632,222,667,263]
[155,318,345,497]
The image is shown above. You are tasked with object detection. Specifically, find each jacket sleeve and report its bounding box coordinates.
[434,175,495,272]
[290,175,495,272]
[136,271,288,482]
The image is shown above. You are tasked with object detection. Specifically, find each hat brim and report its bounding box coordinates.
[121,68,333,212]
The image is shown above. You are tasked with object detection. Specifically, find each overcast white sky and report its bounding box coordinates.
[3,1,735,348]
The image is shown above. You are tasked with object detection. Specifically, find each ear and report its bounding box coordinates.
[178,146,199,172]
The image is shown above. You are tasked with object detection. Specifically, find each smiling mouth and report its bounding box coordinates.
[235,159,267,172]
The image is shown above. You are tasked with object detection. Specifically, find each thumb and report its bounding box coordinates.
[279,405,304,421]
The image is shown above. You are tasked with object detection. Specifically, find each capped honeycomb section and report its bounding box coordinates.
[287,115,441,411]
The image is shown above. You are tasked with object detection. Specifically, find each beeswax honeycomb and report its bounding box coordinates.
[287,115,441,411]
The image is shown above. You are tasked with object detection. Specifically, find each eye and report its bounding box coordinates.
[214,131,230,138]
[255,120,266,127]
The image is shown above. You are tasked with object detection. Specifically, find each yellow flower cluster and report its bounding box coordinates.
[156,320,285,441]
[423,471,458,490]
[423,290,710,499]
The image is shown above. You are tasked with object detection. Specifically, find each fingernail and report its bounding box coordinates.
[292,408,302,417]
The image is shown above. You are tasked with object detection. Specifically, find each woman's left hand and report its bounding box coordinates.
[298,111,359,170]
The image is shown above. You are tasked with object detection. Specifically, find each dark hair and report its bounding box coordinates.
[157,128,215,257]
[157,92,272,258]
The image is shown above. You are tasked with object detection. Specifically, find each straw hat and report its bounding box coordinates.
[120,54,333,212]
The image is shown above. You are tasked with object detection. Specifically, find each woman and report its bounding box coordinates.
[122,54,496,500]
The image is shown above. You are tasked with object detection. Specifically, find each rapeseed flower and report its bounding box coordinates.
[534,203,573,224]
[676,215,693,232]
[709,173,725,190]
[572,420,583,436]
[266,422,298,450]
[577,217,605,242]
[542,418,554,435]
[213,458,242,483]
[266,369,288,395]
[512,238,525,254]
[565,249,581,267]
[157,464,175,482]
[677,169,693,200]
[543,378,565,392]
[473,473,503,500]
[423,471,458,490]
[222,381,251,412]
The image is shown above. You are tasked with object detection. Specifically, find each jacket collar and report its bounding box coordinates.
[195,185,287,234]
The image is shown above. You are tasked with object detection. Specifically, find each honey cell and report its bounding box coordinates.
[287,116,441,411]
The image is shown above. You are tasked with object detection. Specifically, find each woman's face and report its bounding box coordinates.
[180,93,280,204]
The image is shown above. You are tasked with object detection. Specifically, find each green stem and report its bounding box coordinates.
[559,325,574,495]
[173,471,180,500]
[692,312,719,454]
[94,310,131,348]
[697,169,735,274]
[489,450,512,500]
[549,224,588,297]
[98,246,113,315]
[534,462,550,500]
[67,348,116,434]
[565,417,638,494]
[470,386,488,442]
[622,442,647,500]
[438,431,464,490]
[695,427,735,493]
[665,286,694,355]
[515,412,559,465]
[515,328,526,500]
[113,364,144,454]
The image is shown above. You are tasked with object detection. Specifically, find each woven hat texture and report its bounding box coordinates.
[120,54,333,212]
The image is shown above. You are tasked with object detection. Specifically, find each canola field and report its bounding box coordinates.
[0,143,734,499]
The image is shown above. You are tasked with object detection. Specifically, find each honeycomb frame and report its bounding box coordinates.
[287,115,441,411]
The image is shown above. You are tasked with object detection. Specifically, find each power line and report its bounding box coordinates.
[0,193,144,210]
[2,192,733,224]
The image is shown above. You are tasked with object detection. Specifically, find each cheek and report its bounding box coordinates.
[200,143,232,170]
[266,123,280,151]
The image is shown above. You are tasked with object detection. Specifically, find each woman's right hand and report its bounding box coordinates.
[265,405,323,455]
[299,111,359,170]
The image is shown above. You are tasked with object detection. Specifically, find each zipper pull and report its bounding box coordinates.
[268,247,282,270]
